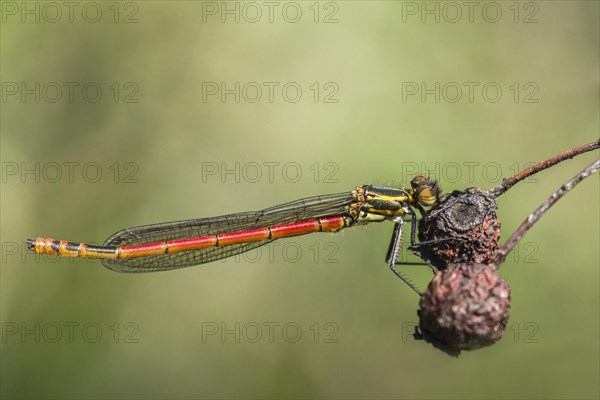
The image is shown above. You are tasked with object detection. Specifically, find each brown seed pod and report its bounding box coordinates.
[415,263,511,356]
[415,188,501,271]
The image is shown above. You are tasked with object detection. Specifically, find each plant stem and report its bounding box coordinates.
[488,140,599,197]
[493,159,600,267]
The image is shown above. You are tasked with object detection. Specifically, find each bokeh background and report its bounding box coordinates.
[1,1,599,398]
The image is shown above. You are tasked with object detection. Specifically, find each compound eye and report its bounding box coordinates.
[417,187,437,207]
[411,175,428,190]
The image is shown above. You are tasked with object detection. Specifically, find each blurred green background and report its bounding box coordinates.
[1,1,599,398]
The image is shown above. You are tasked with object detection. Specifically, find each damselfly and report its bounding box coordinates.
[28,176,442,294]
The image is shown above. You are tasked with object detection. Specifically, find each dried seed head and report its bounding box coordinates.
[415,263,511,356]
[416,188,501,271]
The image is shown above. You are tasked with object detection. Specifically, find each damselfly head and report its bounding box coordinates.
[410,175,441,207]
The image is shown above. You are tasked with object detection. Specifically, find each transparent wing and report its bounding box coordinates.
[101,192,355,272]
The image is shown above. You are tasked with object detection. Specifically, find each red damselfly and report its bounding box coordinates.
[28,176,442,294]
